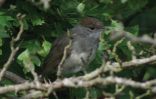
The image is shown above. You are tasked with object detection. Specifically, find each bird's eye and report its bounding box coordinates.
[89,27,95,30]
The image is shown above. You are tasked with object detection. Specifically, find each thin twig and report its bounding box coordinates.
[0,14,25,81]
[57,30,72,78]
[2,69,27,84]
[127,41,136,59]
[110,30,156,46]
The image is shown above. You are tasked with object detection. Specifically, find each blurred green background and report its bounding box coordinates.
[0,0,156,98]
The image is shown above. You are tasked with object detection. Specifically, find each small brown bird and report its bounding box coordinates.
[41,17,104,77]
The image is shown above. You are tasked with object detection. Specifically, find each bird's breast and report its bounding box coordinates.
[60,37,97,74]
[61,48,95,74]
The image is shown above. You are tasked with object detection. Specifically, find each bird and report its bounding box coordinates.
[41,17,104,78]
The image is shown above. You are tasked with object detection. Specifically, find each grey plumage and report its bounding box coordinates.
[42,17,104,76]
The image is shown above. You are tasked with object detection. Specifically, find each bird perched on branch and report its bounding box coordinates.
[41,17,104,78]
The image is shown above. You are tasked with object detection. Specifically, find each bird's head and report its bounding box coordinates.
[80,17,104,30]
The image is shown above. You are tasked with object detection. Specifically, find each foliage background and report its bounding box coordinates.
[0,0,156,98]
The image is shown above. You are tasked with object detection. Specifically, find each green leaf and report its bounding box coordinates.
[0,49,2,55]
[0,32,9,38]
[99,0,113,4]
[61,1,78,12]
[38,40,51,57]
[23,19,29,30]
[121,0,128,3]
[77,3,85,13]
[0,12,5,15]
[102,13,111,20]
[31,55,41,66]
[0,28,9,38]
[37,50,46,57]
[0,15,14,26]
[143,67,156,80]
[0,38,2,55]
[42,40,51,54]
[28,41,41,54]
[22,40,42,54]
[71,88,86,98]
[111,20,124,31]
[0,38,2,46]
[17,49,38,73]
[17,49,30,61]
[0,12,14,38]
[127,25,139,36]
[0,14,14,38]
[23,58,35,73]
[32,18,45,26]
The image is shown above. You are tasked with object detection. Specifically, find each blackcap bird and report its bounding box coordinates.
[41,17,104,77]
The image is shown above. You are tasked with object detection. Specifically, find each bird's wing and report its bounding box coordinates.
[41,35,72,76]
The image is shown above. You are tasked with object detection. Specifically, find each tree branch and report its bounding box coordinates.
[1,76,156,95]
[0,14,25,81]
